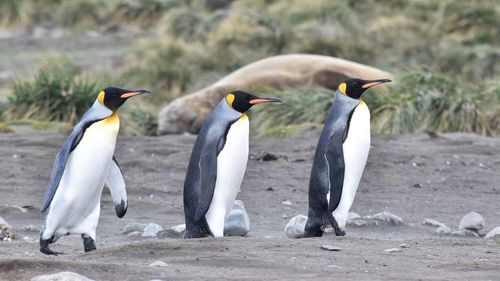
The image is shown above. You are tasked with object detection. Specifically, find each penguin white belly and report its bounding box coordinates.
[44,115,119,239]
[332,102,370,229]
[205,115,249,237]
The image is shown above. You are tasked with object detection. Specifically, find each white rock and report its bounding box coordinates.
[423,218,445,227]
[373,212,403,225]
[127,231,141,238]
[171,224,186,233]
[0,205,28,214]
[484,226,500,243]
[142,223,163,238]
[282,200,292,206]
[122,223,147,234]
[285,214,307,239]
[384,248,401,253]
[459,212,484,232]
[0,216,14,240]
[347,212,361,222]
[31,271,93,281]
[157,224,186,239]
[149,261,169,267]
[349,219,367,227]
[320,245,342,251]
[224,200,250,236]
[399,243,410,248]
[436,225,452,235]
[22,225,41,232]
[451,229,479,237]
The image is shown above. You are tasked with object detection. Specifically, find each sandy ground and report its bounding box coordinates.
[0,129,499,280]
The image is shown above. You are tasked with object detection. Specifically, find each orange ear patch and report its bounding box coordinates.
[226,94,235,106]
[98,91,105,104]
[338,83,347,95]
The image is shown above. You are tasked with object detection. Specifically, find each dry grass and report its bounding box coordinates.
[1,0,499,136]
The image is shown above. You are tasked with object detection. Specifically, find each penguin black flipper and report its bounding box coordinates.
[193,136,226,222]
[106,156,128,218]
[40,102,113,213]
[326,126,347,213]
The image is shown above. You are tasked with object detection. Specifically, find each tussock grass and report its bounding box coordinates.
[254,71,500,137]
[1,57,160,136]
[3,58,104,124]
[1,0,499,136]
[0,0,179,29]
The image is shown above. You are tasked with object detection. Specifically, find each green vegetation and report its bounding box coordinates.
[1,58,156,135]
[253,72,500,136]
[0,0,499,136]
[0,0,181,28]
[4,58,102,124]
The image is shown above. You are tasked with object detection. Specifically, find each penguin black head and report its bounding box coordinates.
[338,78,391,99]
[98,87,151,111]
[225,90,282,113]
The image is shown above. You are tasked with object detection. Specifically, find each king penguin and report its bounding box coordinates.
[183,91,282,238]
[39,86,151,255]
[304,78,391,237]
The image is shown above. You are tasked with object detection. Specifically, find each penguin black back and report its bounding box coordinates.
[183,91,282,238]
[304,78,391,238]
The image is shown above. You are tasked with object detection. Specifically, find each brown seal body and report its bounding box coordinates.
[157,54,392,135]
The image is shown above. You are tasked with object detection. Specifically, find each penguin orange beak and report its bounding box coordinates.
[249,97,283,105]
[361,79,392,89]
[120,89,152,99]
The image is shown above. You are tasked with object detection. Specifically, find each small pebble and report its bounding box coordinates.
[224,200,250,236]
[149,261,169,267]
[436,225,452,235]
[321,245,342,251]
[347,212,361,222]
[284,214,307,239]
[384,248,401,253]
[22,225,41,232]
[350,219,367,227]
[423,218,445,228]
[142,223,163,238]
[31,271,93,281]
[459,212,484,232]
[451,229,479,237]
[282,200,292,206]
[484,226,500,243]
[373,212,403,225]
[122,223,147,234]
[171,224,186,233]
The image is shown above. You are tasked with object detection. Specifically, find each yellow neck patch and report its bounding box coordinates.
[226,94,235,106]
[97,91,105,105]
[102,112,119,124]
[240,113,248,120]
[338,83,347,95]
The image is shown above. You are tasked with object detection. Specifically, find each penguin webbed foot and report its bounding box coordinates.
[303,219,325,238]
[334,228,346,236]
[40,238,64,256]
[82,235,97,252]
